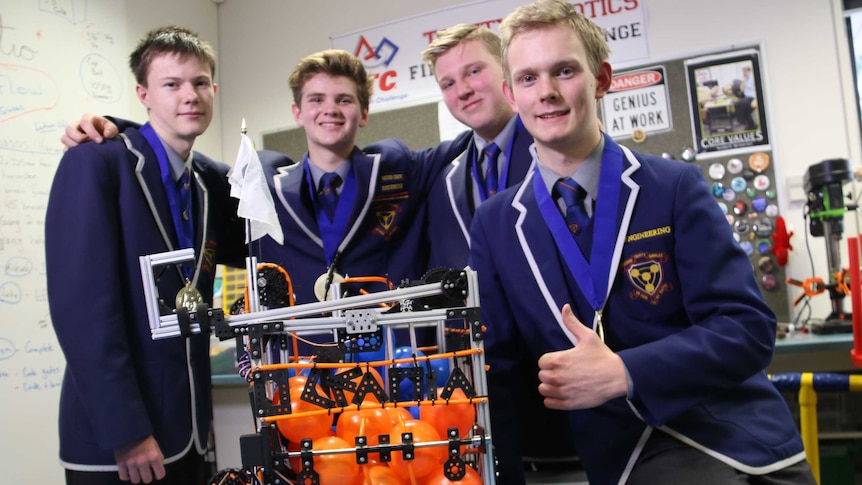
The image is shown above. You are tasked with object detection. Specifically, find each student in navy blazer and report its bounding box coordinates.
[470,2,815,484]
[421,24,578,469]
[46,27,244,485]
[422,25,535,271]
[251,49,470,309]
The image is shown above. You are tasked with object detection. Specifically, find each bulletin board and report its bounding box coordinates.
[600,44,790,322]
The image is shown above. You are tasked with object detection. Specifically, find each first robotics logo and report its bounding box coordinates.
[354,35,399,93]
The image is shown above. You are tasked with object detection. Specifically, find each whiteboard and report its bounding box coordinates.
[0,2,129,482]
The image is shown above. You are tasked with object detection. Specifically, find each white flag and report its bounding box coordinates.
[228,133,284,244]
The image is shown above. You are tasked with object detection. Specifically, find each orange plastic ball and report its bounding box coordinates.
[286,425,339,474]
[274,386,333,443]
[354,464,407,485]
[389,419,445,480]
[385,406,415,428]
[422,463,483,485]
[419,388,476,440]
[296,436,359,485]
[336,407,393,447]
[289,375,309,390]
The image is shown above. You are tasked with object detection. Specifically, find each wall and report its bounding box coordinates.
[0,1,217,483]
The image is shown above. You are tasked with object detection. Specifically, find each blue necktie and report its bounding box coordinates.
[554,178,591,237]
[177,167,193,249]
[318,172,342,222]
[483,143,501,196]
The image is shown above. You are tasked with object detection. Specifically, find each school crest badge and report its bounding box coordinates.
[624,252,671,304]
[372,203,402,240]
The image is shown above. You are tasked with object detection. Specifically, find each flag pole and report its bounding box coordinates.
[241,118,260,313]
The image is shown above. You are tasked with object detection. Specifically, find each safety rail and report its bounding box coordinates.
[770,372,862,485]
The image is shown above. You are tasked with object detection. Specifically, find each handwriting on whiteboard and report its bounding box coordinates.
[0,336,62,392]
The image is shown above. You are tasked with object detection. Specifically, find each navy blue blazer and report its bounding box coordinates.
[470,135,805,484]
[45,128,244,469]
[256,135,470,308]
[426,117,534,270]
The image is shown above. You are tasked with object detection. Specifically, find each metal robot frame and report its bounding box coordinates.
[139,248,497,485]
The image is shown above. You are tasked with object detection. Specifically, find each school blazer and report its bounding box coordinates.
[426,117,534,270]
[45,128,244,469]
[469,134,806,485]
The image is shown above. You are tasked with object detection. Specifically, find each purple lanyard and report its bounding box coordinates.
[302,156,357,267]
[534,143,622,311]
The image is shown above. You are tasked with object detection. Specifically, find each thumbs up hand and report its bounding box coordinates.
[537,304,628,410]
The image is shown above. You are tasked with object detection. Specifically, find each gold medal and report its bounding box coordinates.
[314,271,344,301]
[176,281,205,312]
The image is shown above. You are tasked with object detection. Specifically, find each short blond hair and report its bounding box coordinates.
[289,49,374,112]
[500,0,610,85]
[421,24,503,70]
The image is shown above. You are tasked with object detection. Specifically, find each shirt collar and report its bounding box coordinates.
[534,135,604,201]
[308,155,352,192]
[474,114,518,156]
[158,138,193,182]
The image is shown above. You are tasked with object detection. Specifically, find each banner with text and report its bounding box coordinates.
[331,0,649,109]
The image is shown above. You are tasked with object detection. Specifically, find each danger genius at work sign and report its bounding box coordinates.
[601,67,672,139]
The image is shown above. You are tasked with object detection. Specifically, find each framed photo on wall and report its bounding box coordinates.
[685,48,770,159]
